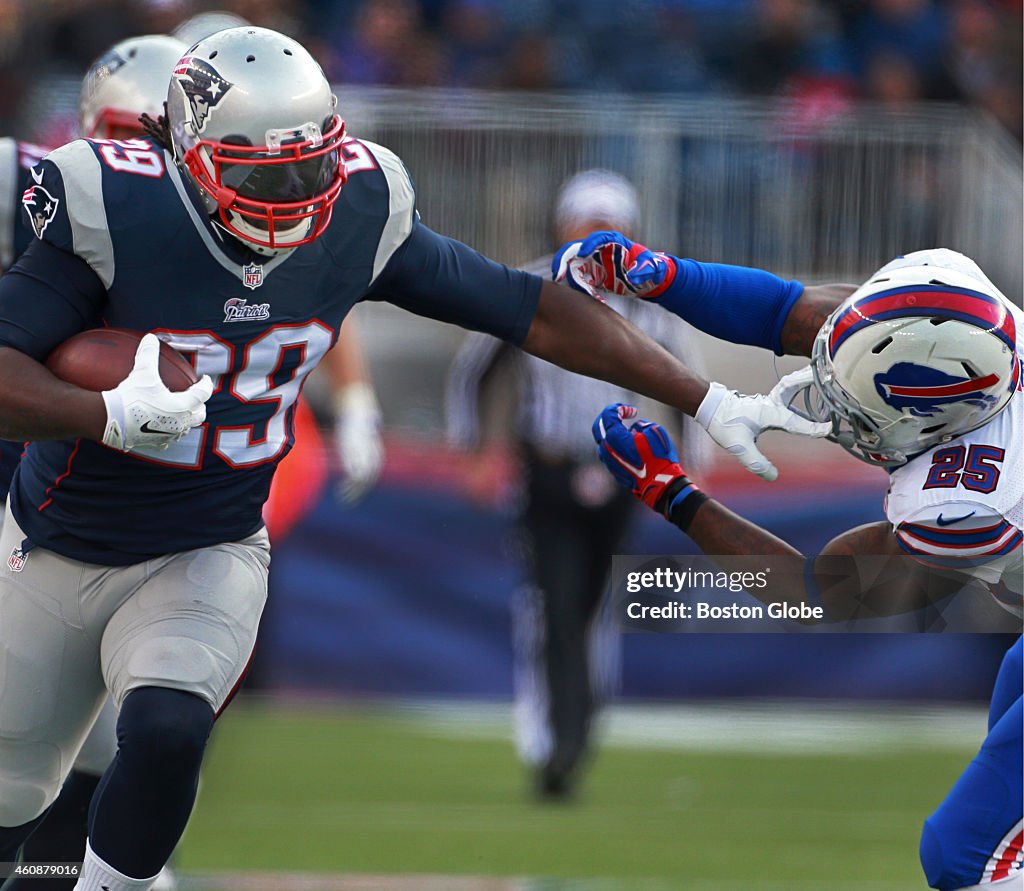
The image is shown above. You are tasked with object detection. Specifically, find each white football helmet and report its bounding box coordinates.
[79,35,188,139]
[166,27,347,255]
[798,249,1019,466]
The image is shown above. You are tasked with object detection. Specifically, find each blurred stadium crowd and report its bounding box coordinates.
[0,0,1020,141]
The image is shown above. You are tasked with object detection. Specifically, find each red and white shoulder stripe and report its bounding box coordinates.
[980,817,1023,884]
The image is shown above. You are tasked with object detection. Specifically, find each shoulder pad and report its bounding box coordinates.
[23,140,115,288]
[353,139,416,283]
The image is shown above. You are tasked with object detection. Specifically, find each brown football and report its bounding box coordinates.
[44,328,199,393]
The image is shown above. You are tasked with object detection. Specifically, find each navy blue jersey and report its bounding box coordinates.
[0,136,540,564]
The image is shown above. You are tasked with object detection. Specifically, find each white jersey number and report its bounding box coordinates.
[131,324,332,468]
[93,139,165,179]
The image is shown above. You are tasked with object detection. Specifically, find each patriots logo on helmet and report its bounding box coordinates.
[875,362,1000,417]
[21,184,60,239]
[173,57,232,132]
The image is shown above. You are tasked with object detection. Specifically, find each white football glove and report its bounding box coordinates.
[766,365,823,412]
[695,379,832,482]
[100,334,213,453]
[333,382,384,504]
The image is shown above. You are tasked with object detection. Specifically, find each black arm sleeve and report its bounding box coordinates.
[366,222,541,345]
[0,237,106,360]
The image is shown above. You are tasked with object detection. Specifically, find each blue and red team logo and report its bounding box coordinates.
[875,363,999,416]
[173,57,233,132]
[21,184,59,239]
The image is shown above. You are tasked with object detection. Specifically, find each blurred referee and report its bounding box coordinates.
[446,170,711,798]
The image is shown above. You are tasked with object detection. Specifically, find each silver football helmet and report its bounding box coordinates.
[79,35,188,139]
[166,27,347,255]
[796,249,1019,466]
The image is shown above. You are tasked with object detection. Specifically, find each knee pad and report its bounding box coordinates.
[109,634,231,713]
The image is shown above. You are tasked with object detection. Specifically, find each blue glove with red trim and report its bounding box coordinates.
[592,403,692,515]
[553,231,677,299]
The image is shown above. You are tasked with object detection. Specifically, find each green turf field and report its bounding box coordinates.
[176,698,983,890]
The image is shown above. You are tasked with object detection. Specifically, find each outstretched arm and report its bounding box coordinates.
[522,279,831,480]
[374,224,829,481]
[777,283,858,356]
[683,501,968,620]
[554,231,858,357]
[521,280,710,415]
[592,404,974,622]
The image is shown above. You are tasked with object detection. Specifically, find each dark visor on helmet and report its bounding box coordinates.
[219,139,339,204]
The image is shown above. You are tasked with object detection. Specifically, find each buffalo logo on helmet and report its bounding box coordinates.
[21,184,60,239]
[874,362,1000,417]
[173,57,232,132]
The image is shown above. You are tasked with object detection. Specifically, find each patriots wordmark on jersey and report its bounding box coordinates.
[0,135,540,564]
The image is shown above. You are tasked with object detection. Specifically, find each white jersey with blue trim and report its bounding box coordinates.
[885,304,1023,614]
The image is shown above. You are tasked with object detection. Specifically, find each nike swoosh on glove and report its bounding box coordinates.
[552,230,677,299]
[592,403,687,510]
[101,333,213,452]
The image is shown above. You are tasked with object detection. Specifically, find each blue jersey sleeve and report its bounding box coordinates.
[367,221,541,345]
[653,258,805,356]
[20,156,76,255]
[0,237,106,360]
[0,145,109,358]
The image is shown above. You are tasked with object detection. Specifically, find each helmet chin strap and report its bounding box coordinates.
[210,212,308,257]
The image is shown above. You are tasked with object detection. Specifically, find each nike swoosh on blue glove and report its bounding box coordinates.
[577,230,677,297]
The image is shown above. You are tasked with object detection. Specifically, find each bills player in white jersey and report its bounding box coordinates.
[572,242,1021,890]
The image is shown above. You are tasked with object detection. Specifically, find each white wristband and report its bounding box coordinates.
[694,381,728,430]
[333,381,381,419]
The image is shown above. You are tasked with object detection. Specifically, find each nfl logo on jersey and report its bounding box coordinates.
[243,263,264,290]
[7,546,27,572]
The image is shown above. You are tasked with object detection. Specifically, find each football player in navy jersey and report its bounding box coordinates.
[0,28,824,888]
[569,235,1021,891]
[0,35,186,891]
[0,31,384,890]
